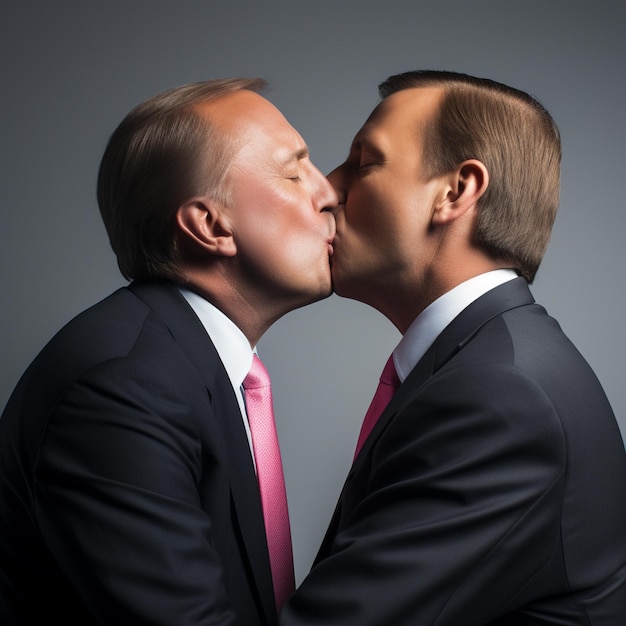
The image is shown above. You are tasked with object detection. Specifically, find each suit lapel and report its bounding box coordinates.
[128,280,275,623]
[355,278,535,463]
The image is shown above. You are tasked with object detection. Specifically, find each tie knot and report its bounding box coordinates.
[243,354,271,390]
[380,355,400,388]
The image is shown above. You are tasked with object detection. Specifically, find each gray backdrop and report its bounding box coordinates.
[2,1,624,582]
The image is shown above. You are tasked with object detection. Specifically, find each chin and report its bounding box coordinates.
[313,282,333,302]
[299,276,334,304]
[288,288,332,314]
[329,271,367,303]
[330,268,347,298]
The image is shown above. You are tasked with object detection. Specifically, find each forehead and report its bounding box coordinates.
[195,90,305,154]
[357,86,444,144]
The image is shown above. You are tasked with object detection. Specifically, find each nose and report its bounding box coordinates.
[326,165,346,206]
[322,178,339,212]
[314,165,339,212]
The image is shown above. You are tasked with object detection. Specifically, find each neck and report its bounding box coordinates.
[373,257,510,335]
[178,268,304,347]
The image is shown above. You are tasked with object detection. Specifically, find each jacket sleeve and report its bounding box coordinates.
[280,363,566,625]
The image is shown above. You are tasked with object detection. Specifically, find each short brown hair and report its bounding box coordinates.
[97,78,267,281]
[379,70,561,283]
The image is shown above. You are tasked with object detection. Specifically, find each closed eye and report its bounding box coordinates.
[356,160,381,175]
[350,134,385,174]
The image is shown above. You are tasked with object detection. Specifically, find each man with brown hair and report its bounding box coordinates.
[0,79,337,624]
[281,71,626,624]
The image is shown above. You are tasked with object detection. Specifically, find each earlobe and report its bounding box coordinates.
[175,198,237,257]
[431,160,489,226]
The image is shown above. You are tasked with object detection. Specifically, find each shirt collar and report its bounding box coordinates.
[394,269,518,382]
[178,287,254,389]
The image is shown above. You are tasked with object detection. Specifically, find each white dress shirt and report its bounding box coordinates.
[179,287,255,454]
[393,269,518,382]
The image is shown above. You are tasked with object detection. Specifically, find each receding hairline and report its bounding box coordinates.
[142,77,267,115]
[191,84,268,113]
[112,78,269,141]
[378,70,549,120]
[190,86,309,180]
[369,84,445,120]
[353,85,444,153]
[189,85,277,136]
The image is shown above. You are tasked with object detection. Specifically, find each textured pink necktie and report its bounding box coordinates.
[243,355,295,611]
[354,355,401,459]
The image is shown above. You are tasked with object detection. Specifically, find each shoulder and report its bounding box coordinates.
[392,361,566,464]
[6,283,214,429]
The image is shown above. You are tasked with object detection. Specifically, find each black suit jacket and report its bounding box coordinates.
[281,278,626,625]
[0,281,276,625]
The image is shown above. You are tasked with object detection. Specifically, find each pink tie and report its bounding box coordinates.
[243,355,295,611]
[354,355,401,459]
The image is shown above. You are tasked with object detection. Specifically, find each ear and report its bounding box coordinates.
[431,160,489,226]
[175,197,237,257]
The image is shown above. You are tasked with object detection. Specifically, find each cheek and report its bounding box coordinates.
[231,173,325,249]
[343,193,419,270]
[232,184,287,233]
[345,187,389,239]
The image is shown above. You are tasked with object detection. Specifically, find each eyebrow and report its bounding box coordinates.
[294,146,309,161]
[279,146,309,167]
[350,134,380,156]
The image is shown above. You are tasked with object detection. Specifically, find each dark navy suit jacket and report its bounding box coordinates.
[0,280,276,625]
[281,278,626,625]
